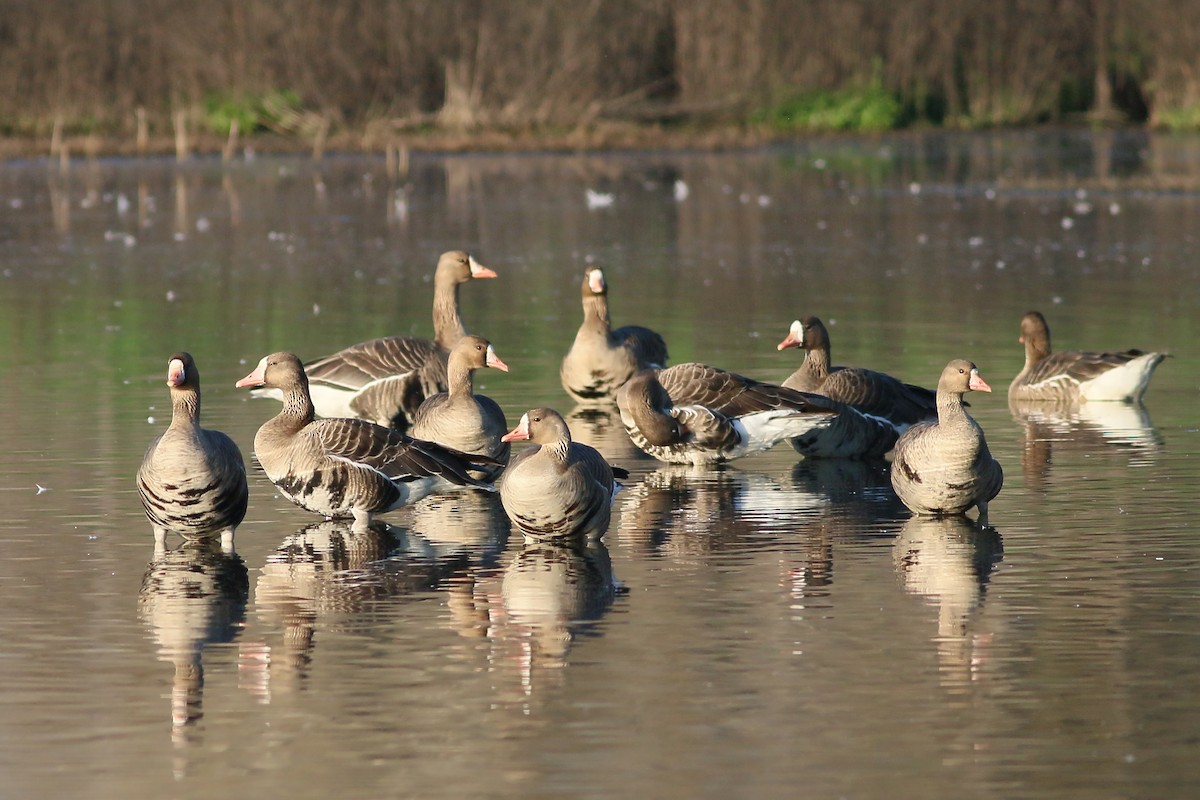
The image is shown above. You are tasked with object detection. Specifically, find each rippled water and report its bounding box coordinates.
[1,130,1199,798]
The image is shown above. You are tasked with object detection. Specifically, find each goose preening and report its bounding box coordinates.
[499,407,625,539]
[614,363,899,466]
[890,360,1004,526]
[776,316,936,427]
[1008,310,1166,403]
[236,352,496,528]
[409,334,511,481]
[137,352,249,547]
[251,251,497,430]
[560,267,668,403]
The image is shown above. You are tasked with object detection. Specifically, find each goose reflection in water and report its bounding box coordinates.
[486,537,621,696]
[138,537,249,744]
[565,405,655,466]
[1009,399,1163,492]
[242,520,472,700]
[892,516,1004,690]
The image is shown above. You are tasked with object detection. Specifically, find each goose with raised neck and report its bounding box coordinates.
[777,316,936,427]
[410,334,511,481]
[891,359,1003,526]
[236,351,496,528]
[1008,310,1166,403]
[252,250,497,431]
[137,352,248,548]
[560,267,668,403]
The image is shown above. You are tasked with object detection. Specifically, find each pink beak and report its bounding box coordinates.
[968,369,992,392]
[486,346,510,372]
[469,256,498,279]
[777,331,802,351]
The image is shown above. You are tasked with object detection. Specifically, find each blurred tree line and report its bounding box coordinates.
[3,0,1199,148]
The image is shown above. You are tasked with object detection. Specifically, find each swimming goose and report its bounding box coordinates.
[410,334,511,481]
[614,363,898,466]
[236,352,495,528]
[1008,310,1166,403]
[777,316,936,427]
[137,352,249,547]
[499,407,624,539]
[560,267,668,403]
[891,360,1003,526]
[252,251,497,430]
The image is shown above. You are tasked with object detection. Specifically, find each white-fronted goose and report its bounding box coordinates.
[891,360,1004,525]
[252,251,497,430]
[560,267,668,403]
[236,352,496,528]
[1008,310,1166,403]
[137,352,249,547]
[614,363,898,466]
[410,334,511,481]
[499,407,625,539]
[777,316,936,427]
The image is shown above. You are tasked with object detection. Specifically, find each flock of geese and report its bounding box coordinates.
[137,250,1168,545]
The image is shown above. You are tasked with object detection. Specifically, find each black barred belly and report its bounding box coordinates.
[139,475,248,534]
[275,467,400,518]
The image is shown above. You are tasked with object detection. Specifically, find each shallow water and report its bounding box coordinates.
[1,130,1198,798]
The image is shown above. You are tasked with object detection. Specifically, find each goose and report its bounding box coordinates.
[890,360,1004,526]
[499,407,625,539]
[251,251,497,430]
[137,352,249,547]
[614,363,898,466]
[1008,310,1166,403]
[560,267,668,403]
[236,352,496,528]
[776,316,936,427]
[409,334,511,481]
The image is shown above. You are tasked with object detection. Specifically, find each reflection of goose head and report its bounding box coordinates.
[499,538,618,672]
[790,458,908,527]
[893,516,1003,689]
[138,538,248,736]
[566,405,655,465]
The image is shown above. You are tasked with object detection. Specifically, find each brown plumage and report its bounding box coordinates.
[252,251,497,430]
[560,267,668,403]
[890,360,1003,526]
[499,407,624,539]
[137,352,248,547]
[410,334,511,481]
[614,363,899,465]
[777,316,936,427]
[1008,310,1166,403]
[236,352,496,528]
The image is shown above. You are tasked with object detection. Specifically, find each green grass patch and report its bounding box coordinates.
[755,83,904,133]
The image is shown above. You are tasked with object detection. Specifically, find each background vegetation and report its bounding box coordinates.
[3,0,1200,154]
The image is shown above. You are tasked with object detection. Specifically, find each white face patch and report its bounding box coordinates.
[167,358,187,387]
[791,320,804,337]
[588,268,605,294]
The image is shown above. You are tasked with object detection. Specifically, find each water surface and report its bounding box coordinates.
[1,130,1198,798]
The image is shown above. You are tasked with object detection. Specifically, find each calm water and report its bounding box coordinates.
[1,131,1198,799]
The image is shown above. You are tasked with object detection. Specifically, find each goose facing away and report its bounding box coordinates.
[614,363,899,466]
[1008,311,1166,403]
[891,360,1003,526]
[251,251,497,430]
[560,267,669,403]
[409,334,511,481]
[499,407,624,539]
[236,352,496,528]
[776,316,937,427]
[137,352,249,547]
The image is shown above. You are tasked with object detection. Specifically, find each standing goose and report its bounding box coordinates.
[560,267,669,403]
[236,352,496,528]
[137,352,249,547]
[252,251,497,430]
[410,334,511,481]
[777,316,936,427]
[614,363,899,466]
[1008,310,1166,403]
[891,360,1004,526]
[499,407,624,539]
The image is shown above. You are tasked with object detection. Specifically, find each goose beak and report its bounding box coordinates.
[235,357,269,388]
[501,415,530,443]
[469,255,498,279]
[167,358,187,387]
[968,369,992,392]
[485,345,510,373]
